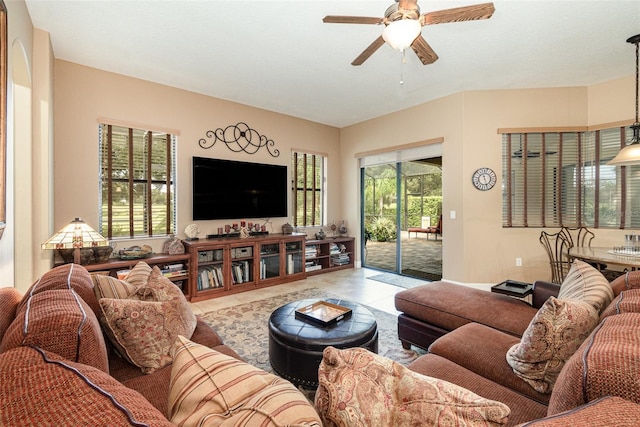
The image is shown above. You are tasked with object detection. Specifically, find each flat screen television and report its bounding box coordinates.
[192,156,288,220]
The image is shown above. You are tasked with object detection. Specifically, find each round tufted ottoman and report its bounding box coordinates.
[268,298,378,388]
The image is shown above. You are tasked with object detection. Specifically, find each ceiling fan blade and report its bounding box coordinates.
[323,15,384,25]
[352,36,385,66]
[411,36,439,65]
[421,2,495,25]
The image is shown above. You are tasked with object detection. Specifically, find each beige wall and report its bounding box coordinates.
[53,61,341,259]
[1,0,45,291]
[340,79,635,285]
[30,28,54,287]
[6,0,636,289]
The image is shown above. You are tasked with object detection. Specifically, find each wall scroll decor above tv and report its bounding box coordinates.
[192,157,288,221]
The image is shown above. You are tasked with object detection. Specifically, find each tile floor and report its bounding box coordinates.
[190,267,405,317]
[365,232,443,281]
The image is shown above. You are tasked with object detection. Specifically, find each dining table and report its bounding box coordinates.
[569,247,640,271]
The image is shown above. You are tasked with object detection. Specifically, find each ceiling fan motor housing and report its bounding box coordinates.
[384,3,420,23]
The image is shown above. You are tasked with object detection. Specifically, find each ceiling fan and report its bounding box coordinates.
[323,0,495,66]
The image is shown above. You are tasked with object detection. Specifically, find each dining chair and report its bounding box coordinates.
[561,226,595,248]
[561,226,607,270]
[539,230,573,284]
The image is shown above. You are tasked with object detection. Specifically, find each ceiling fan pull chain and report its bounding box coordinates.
[400,50,406,85]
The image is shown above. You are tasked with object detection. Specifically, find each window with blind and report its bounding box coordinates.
[291,151,325,227]
[502,125,637,229]
[99,123,176,238]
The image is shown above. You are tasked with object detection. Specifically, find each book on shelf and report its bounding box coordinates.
[198,270,208,290]
[287,254,294,275]
[260,259,279,279]
[197,266,224,290]
[330,253,350,266]
[306,264,322,272]
[329,243,341,255]
[162,269,187,278]
[305,245,319,259]
[215,267,224,286]
[232,261,251,284]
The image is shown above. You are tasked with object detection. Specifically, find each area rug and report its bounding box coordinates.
[198,287,424,377]
[368,272,429,289]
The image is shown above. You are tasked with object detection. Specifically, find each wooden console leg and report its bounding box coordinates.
[401,340,411,350]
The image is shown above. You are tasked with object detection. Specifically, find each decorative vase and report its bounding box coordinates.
[282,223,293,234]
[315,229,326,240]
[338,222,347,236]
[163,235,185,254]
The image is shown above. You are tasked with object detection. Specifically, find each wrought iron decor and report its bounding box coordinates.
[198,122,279,157]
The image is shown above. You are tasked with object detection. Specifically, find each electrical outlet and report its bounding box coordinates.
[516,258,522,267]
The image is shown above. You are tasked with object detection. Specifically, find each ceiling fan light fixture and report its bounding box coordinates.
[382,19,421,51]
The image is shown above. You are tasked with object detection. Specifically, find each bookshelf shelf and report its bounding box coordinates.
[76,253,192,299]
[183,233,306,302]
[304,237,355,275]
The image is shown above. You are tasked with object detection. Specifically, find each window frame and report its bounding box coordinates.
[501,124,636,229]
[98,123,177,239]
[291,150,326,227]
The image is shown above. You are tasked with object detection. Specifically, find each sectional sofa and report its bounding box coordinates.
[394,260,640,425]
[0,263,321,426]
[4,259,640,426]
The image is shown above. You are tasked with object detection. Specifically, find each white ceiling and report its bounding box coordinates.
[24,0,640,128]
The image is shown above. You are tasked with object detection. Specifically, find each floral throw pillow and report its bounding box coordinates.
[315,346,510,427]
[131,267,196,337]
[506,297,599,393]
[96,263,197,374]
[99,298,191,373]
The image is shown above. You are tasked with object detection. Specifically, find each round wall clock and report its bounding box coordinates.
[472,167,497,191]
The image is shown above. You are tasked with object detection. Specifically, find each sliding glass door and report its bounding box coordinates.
[399,159,442,281]
[361,153,442,281]
[362,163,398,272]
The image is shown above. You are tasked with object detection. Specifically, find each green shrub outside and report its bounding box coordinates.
[407,196,442,227]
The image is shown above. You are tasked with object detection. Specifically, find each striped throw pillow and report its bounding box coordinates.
[92,275,136,300]
[558,260,613,314]
[125,261,153,287]
[168,335,322,427]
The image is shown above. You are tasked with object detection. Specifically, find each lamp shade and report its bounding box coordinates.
[609,35,640,166]
[608,124,640,166]
[41,217,108,250]
[382,19,421,51]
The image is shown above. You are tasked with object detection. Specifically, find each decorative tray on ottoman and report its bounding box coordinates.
[295,301,352,326]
